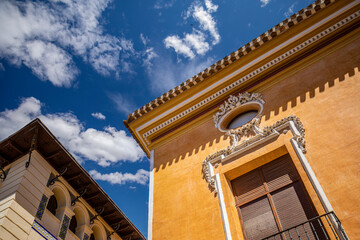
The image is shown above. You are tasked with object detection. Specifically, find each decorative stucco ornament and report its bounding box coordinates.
[213,92,264,128]
[202,115,306,191]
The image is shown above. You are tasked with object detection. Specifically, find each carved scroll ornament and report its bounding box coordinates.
[203,115,306,191]
[213,92,264,128]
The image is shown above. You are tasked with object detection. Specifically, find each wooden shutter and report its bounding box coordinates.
[272,182,315,229]
[231,154,322,239]
[271,182,325,239]
[231,170,266,205]
[240,196,279,240]
[262,154,298,192]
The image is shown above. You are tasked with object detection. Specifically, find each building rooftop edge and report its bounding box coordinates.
[0,118,146,240]
[125,0,336,124]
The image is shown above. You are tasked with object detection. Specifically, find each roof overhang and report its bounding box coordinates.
[0,119,146,240]
[124,0,360,156]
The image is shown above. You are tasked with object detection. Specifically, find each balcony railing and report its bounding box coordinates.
[262,212,348,240]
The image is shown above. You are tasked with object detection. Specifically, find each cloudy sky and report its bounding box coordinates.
[0,0,313,236]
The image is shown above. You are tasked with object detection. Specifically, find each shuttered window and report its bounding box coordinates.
[240,196,279,240]
[231,154,319,240]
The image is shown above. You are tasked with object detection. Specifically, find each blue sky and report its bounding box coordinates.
[0,0,314,236]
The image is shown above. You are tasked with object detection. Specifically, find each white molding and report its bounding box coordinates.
[147,150,154,240]
[214,92,264,132]
[215,174,232,240]
[201,162,232,239]
[290,138,333,212]
[202,115,341,238]
[136,5,360,145]
[203,116,306,183]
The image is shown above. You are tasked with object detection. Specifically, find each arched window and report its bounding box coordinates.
[90,233,95,240]
[46,195,57,216]
[69,215,77,234]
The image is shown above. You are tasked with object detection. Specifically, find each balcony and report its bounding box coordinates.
[262,212,348,240]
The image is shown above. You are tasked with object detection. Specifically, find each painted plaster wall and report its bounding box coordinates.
[0,151,124,240]
[153,119,230,240]
[258,35,360,239]
[0,153,48,240]
[152,34,360,239]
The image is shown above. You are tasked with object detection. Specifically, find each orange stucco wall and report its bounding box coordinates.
[151,32,360,239]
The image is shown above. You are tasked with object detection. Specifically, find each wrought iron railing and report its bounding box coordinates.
[262,211,348,240]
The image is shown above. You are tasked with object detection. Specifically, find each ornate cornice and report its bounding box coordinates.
[137,9,360,146]
[213,92,264,128]
[202,115,306,190]
[127,0,339,124]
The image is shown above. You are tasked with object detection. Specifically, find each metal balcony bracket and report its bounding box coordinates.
[49,167,68,186]
[107,223,121,240]
[25,128,38,168]
[0,167,7,181]
[90,207,104,224]
[71,187,87,206]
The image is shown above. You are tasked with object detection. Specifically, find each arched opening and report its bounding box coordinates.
[92,224,106,240]
[90,233,95,240]
[69,215,77,234]
[48,183,71,220]
[46,195,57,216]
[71,205,89,238]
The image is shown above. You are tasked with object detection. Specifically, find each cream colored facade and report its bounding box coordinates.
[0,120,145,240]
[0,151,116,240]
[125,0,360,239]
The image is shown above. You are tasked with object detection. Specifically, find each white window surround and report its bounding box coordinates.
[202,113,347,240]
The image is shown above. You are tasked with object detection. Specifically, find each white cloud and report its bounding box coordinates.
[164,0,220,58]
[191,2,220,44]
[0,97,145,166]
[142,47,159,72]
[147,55,214,93]
[184,31,210,55]
[91,112,106,120]
[164,35,195,59]
[0,0,134,87]
[205,0,218,12]
[154,0,176,9]
[109,93,136,115]
[260,0,270,7]
[284,3,296,18]
[140,34,149,46]
[24,41,78,87]
[89,169,149,185]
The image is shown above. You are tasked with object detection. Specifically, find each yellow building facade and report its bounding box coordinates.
[125,0,360,239]
[0,119,145,240]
